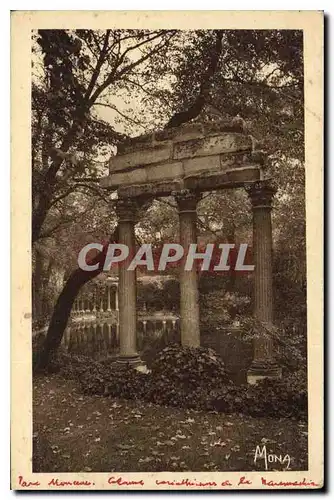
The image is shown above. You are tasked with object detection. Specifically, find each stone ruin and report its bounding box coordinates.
[100,119,281,384]
[101,120,265,195]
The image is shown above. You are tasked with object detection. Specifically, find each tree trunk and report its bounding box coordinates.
[166,30,224,129]
[32,248,44,322]
[35,227,118,371]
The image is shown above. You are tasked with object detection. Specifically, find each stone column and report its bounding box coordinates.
[175,190,201,347]
[114,284,119,340]
[114,285,119,311]
[107,285,111,312]
[107,323,112,342]
[92,288,97,313]
[245,180,281,383]
[115,198,141,366]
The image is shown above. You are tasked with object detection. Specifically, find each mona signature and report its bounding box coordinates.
[254,445,291,470]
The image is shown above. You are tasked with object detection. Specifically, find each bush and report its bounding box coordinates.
[78,344,231,409]
[143,345,228,408]
[151,344,229,388]
[55,344,307,420]
[80,363,150,400]
[142,330,181,368]
[58,352,100,379]
[210,370,307,420]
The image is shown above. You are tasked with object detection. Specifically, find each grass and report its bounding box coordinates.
[33,374,308,473]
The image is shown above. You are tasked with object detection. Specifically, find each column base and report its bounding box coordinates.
[117,354,143,368]
[247,361,282,385]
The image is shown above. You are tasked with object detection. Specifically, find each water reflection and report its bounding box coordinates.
[62,316,180,361]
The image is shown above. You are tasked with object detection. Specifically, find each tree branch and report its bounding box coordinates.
[85,30,111,101]
[165,30,225,128]
[89,32,175,104]
[94,102,146,128]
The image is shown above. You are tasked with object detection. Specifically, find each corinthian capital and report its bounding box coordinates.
[173,189,201,213]
[116,196,153,222]
[115,198,140,222]
[244,179,278,209]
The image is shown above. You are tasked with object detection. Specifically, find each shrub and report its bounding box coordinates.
[58,352,100,379]
[52,344,307,420]
[210,369,307,420]
[150,344,230,390]
[80,362,150,400]
[143,345,229,409]
[142,331,181,368]
[78,345,231,409]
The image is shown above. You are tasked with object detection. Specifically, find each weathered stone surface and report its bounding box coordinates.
[101,164,261,193]
[104,126,263,194]
[184,172,230,190]
[117,133,154,154]
[117,180,182,199]
[183,155,221,175]
[101,168,147,187]
[173,133,252,160]
[100,176,114,189]
[203,120,245,135]
[127,168,148,184]
[220,151,251,171]
[155,123,204,142]
[110,144,172,172]
[225,167,261,183]
[251,149,267,165]
[101,172,128,187]
[147,162,183,182]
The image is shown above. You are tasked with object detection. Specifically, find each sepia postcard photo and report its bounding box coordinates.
[11,10,323,490]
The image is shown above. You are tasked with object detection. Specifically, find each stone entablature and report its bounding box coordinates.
[101,121,266,191]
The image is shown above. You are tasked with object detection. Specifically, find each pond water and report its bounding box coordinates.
[58,314,250,384]
[61,315,180,361]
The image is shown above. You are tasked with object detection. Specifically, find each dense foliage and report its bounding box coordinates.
[48,345,306,420]
[209,371,307,419]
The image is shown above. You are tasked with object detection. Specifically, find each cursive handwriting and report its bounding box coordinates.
[238,476,252,486]
[155,478,232,487]
[261,477,320,488]
[48,478,93,487]
[108,476,144,486]
[18,476,41,488]
[254,445,291,470]
[17,474,320,489]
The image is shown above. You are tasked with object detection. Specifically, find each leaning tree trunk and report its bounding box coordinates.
[35,227,118,371]
[32,247,44,323]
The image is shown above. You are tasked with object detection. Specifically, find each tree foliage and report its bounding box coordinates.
[32,29,306,369]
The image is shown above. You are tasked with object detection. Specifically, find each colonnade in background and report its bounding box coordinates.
[72,282,118,316]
